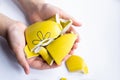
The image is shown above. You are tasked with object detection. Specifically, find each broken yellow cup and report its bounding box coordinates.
[24,45,39,58]
[24,14,76,65]
[65,55,88,74]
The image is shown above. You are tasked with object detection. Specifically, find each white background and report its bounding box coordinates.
[0,0,120,80]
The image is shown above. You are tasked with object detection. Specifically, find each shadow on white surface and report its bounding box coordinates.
[0,37,27,80]
[0,37,20,69]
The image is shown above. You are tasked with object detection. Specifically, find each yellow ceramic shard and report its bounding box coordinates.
[46,34,77,65]
[65,55,88,74]
[24,45,39,58]
[60,19,72,28]
[60,19,72,34]
[83,65,89,74]
[38,47,54,65]
[60,77,67,80]
[47,14,63,30]
[48,14,72,34]
[25,20,62,51]
[48,14,59,22]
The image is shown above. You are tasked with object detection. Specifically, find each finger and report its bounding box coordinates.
[66,26,77,33]
[14,48,30,74]
[69,40,78,55]
[75,33,80,43]
[29,13,42,24]
[69,50,75,55]
[39,62,59,69]
[62,54,71,61]
[66,27,80,43]
[59,10,81,26]
[72,43,78,50]
[7,23,30,74]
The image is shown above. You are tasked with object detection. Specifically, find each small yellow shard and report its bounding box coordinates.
[65,55,88,74]
[60,19,72,28]
[24,45,39,58]
[24,46,54,65]
[46,14,63,31]
[83,65,89,74]
[38,47,54,65]
[60,77,67,80]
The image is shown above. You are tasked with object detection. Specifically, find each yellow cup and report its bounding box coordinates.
[24,14,77,65]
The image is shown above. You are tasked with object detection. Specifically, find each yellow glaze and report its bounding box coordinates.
[24,45,53,65]
[60,77,67,80]
[38,47,54,65]
[25,21,62,51]
[65,55,88,74]
[24,14,77,65]
[60,19,72,29]
[24,45,39,58]
[47,34,77,65]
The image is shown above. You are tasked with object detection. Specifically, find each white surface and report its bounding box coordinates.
[0,0,120,80]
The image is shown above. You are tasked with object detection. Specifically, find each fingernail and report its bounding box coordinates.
[24,65,30,75]
[73,19,82,26]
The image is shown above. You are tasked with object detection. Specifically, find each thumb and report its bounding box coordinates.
[13,47,30,74]
[7,22,30,74]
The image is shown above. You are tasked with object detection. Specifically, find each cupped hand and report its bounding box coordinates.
[6,21,30,74]
[7,21,58,74]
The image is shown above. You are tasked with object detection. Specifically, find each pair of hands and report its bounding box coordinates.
[6,3,81,74]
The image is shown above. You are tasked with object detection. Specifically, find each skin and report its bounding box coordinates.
[0,0,81,75]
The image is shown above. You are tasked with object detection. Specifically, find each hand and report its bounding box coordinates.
[0,14,29,74]
[7,21,58,73]
[6,22,30,74]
